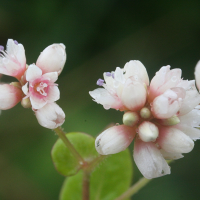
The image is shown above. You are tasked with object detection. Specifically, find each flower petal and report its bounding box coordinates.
[22,82,29,95]
[46,85,60,102]
[124,60,149,85]
[35,103,65,129]
[0,84,22,109]
[178,87,200,116]
[160,149,183,160]
[175,125,200,141]
[149,66,182,101]
[30,95,47,110]
[26,64,42,81]
[194,60,200,91]
[0,39,26,79]
[121,78,147,111]
[157,127,194,153]
[36,43,66,75]
[42,72,58,83]
[89,88,122,110]
[134,137,170,179]
[95,125,135,155]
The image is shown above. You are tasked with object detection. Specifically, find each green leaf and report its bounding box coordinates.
[60,149,133,200]
[51,132,98,176]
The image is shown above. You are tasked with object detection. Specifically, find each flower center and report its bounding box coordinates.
[35,82,48,96]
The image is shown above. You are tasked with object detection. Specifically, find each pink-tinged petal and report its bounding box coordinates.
[46,86,60,102]
[89,88,122,110]
[36,43,66,75]
[124,60,149,85]
[42,72,58,83]
[194,60,200,91]
[0,84,22,110]
[121,79,147,111]
[22,82,29,95]
[30,95,47,110]
[157,127,194,153]
[35,103,65,129]
[26,64,42,81]
[134,137,170,179]
[160,149,183,160]
[149,66,182,102]
[152,88,185,119]
[0,39,26,80]
[7,39,26,69]
[95,125,135,155]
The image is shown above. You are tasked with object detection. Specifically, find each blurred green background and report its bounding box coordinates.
[1,0,200,199]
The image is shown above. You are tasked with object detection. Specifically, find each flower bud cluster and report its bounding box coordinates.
[90,60,200,179]
[0,39,66,129]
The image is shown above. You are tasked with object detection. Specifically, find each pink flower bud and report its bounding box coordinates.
[35,103,65,129]
[36,43,66,75]
[0,84,23,109]
[95,125,136,155]
[123,60,149,85]
[152,87,185,119]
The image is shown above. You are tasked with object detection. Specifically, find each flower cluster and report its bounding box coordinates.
[0,39,66,129]
[90,60,200,179]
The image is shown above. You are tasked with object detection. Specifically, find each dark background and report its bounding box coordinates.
[0,0,200,199]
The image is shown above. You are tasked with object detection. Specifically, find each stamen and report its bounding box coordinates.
[0,45,4,51]
[14,40,18,45]
[36,81,48,96]
[96,79,104,86]
[112,73,115,79]
[106,72,111,76]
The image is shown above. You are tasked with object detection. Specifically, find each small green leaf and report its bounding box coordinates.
[60,149,133,200]
[51,132,98,176]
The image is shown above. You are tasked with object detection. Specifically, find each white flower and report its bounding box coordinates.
[0,39,26,80]
[90,60,200,179]
[22,64,59,109]
[0,39,66,129]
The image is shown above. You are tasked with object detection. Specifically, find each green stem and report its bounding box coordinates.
[115,177,151,200]
[54,127,85,164]
[115,160,173,200]
[82,170,90,200]
[88,155,107,171]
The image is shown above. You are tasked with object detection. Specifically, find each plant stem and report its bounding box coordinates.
[54,127,85,164]
[88,155,107,171]
[82,170,90,200]
[115,177,151,200]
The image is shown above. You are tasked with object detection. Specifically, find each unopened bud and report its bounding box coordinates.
[138,121,159,142]
[140,107,151,119]
[157,115,180,126]
[95,125,135,155]
[123,111,139,127]
[21,98,32,108]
